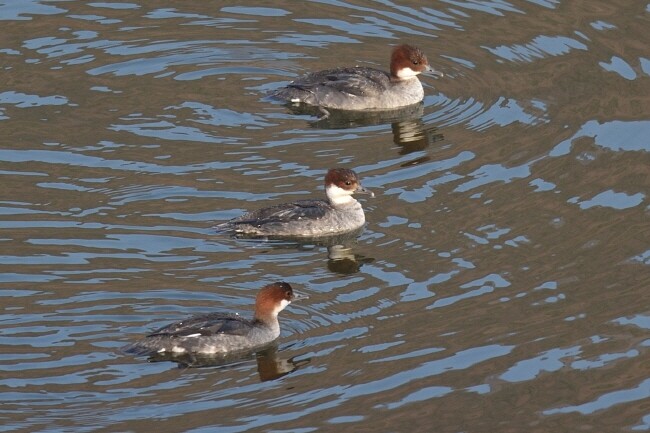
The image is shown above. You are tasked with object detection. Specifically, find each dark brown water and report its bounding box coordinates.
[1,1,649,432]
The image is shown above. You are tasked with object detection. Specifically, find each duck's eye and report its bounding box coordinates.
[412,60,419,65]
[345,181,351,186]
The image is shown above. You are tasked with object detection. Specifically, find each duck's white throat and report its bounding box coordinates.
[326,184,356,206]
[395,67,419,80]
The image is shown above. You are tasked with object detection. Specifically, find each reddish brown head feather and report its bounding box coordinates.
[254,282,294,320]
[390,44,429,78]
[256,282,294,304]
[324,168,359,189]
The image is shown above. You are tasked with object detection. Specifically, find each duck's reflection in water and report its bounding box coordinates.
[145,345,310,381]
[284,101,444,161]
[392,118,444,156]
[326,243,374,275]
[230,227,374,275]
[287,101,425,129]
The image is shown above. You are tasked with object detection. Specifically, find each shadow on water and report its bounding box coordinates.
[392,118,444,156]
[283,101,425,129]
[138,344,310,381]
[218,227,374,275]
[325,243,374,275]
[281,100,446,161]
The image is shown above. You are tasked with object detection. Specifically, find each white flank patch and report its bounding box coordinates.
[171,346,186,353]
[291,97,301,103]
[395,67,419,79]
[185,333,201,338]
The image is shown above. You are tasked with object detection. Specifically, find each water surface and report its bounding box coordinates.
[1,1,649,432]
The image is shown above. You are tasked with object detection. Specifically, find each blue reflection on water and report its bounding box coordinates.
[484,34,587,62]
[221,6,290,17]
[88,3,140,11]
[0,91,68,108]
[552,120,650,156]
[600,56,638,80]
[577,190,645,210]
[0,149,265,173]
[0,0,65,21]
[544,378,650,415]
[501,346,582,382]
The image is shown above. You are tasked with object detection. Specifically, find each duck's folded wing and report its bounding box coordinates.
[148,313,253,337]
[229,200,330,227]
[290,67,390,97]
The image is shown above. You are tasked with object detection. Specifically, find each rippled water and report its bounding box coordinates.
[1,1,649,432]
